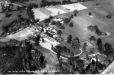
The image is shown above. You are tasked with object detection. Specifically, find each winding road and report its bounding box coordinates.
[39,41,83,60]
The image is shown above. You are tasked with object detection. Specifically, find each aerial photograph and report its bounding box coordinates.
[0,0,114,74]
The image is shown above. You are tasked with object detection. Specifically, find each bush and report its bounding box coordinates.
[69,22,74,27]
[106,14,112,19]
[63,18,71,24]
[57,30,62,36]
[60,25,65,29]
[87,25,102,36]
[88,12,92,16]
[0,20,2,23]
[74,10,78,16]
[89,36,96,41]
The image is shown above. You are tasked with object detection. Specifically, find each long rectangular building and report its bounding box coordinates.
[33,3,87,21]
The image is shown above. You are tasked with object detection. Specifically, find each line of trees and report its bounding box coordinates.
[0,39,47,74]
[96,38,114,57]
[96,38,114,64]
[19,41,47,73]
[10,0,29,3]
[81,59,106,74]
[71,37,80,49]
[40,0,93,7]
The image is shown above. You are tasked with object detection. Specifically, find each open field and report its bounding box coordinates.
[81,0,114,49]
[33,46,59,73]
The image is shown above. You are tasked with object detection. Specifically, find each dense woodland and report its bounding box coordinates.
[0,39,47,74]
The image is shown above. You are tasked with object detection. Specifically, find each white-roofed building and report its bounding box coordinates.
[62,3,87,11]
[41,34,60,47]
[33,3,87,21]
[46,7,66,16]
[33,8,49,21]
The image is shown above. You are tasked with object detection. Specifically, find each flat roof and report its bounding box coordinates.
[33,3,87,21]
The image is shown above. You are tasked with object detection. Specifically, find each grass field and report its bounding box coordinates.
[82,0,114,49]
[49,0,114,58]
[33,46,59,73]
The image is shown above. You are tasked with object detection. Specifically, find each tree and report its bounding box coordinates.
[74,10,78,16]
[17,14,22,24]
[62,0,67,4]
[104,43,114,56]
[96,61,106,71]
[55,46,63,71]
[67,35,72,43]
[44,16,53,23]
[60,25,65,29]
[76,59,85,72]
[24,41,33,62]
[56,46,62,59]
[57,48,61,59]
[67,0,71,3]
[10,0,15,2]
[87,25,94,32]
[41,0,47,3]
[85,60,97,74]
[68,57,84,73]
[88,25,102,36]
[63,18,71,24]
[106,14,112,19]
[17,6,21,10]
[96,3,100,6]
[69,22,74,27]
[85,59,106,74]
[39,55,46,68]
[89,36,96,41]
[82,42,87,51]
[34,19,39,23]
[33,35,41,45]
[97,38,104,53]
[71,37,80,49]
[22,41,47,72]
[88,12,92,16]
[94,26,102,36]
[48,16,53,20]
[51,21,56,25]
[27,4,35,20]
[0,41,29,74]
[57,30,62,36]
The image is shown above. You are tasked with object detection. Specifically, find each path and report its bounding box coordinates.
[40,41,83,59]
[39,41,68,60]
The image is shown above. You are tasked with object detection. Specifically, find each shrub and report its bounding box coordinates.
[69,22,74,27]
